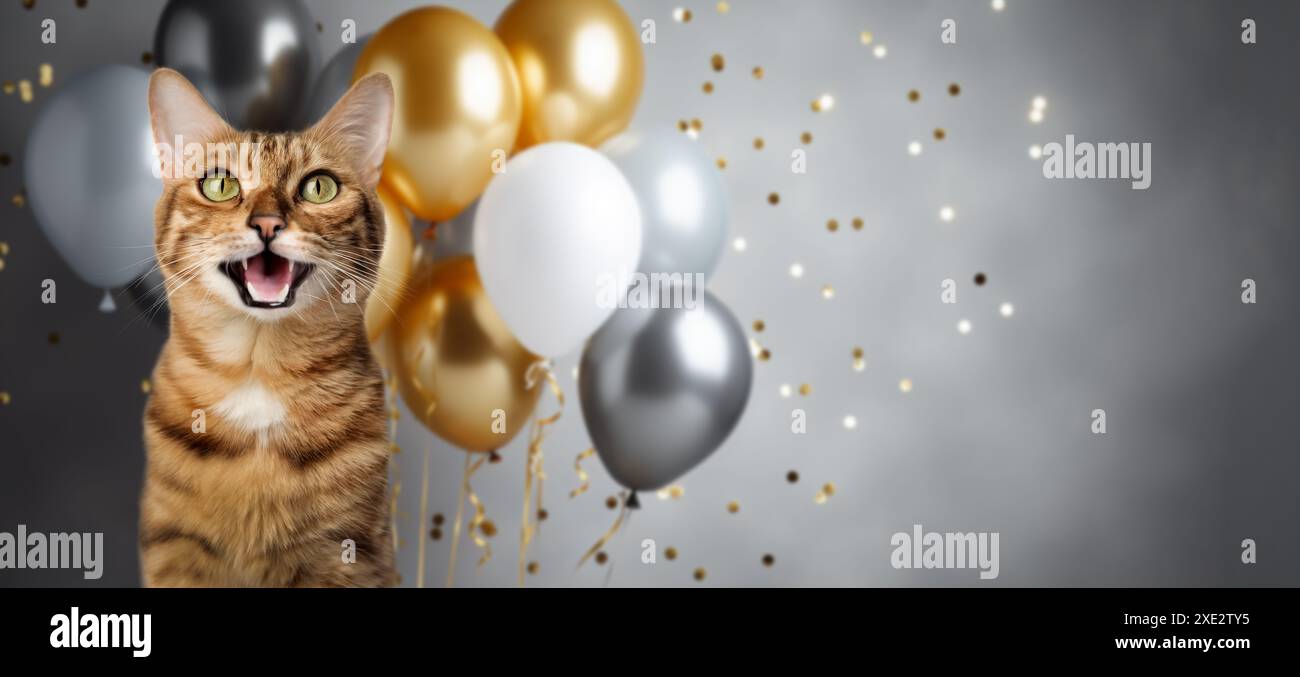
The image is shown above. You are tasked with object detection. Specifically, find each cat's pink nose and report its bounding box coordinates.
[249,214,285,243]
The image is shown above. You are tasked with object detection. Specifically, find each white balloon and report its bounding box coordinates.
[25,65,160,293]
[474,142,642,357]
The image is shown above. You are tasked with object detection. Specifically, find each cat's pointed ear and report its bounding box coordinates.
[310,73,393,189]
[148,68,231,149]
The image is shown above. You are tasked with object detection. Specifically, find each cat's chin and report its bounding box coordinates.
[220,252,315,311]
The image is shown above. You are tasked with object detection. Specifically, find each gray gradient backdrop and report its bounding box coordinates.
[1,0,1297,587]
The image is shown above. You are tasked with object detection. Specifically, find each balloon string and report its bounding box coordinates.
[416,444,430,589]
[569,448,595,499]
[519,359,564,586]
[578,490,629,569]
[465,455,491,567]
[385,375,402,556]
[446,452,470,588]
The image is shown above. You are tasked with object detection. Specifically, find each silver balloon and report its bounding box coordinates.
[579,292,752,491]
[302,36,369,127]
[24,65,159,299]
[601,128,728,280]
[154,0,320,132]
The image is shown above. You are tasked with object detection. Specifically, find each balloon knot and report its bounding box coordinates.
[626,490,641,510]
[488,450,502,464]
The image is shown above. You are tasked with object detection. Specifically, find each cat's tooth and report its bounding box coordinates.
[242,258,249,271]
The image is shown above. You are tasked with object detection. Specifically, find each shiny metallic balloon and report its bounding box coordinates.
[24,65,159,297]
[154,0,320,132]
[302,37,369,127]
[602,128,729,280]
[579,292,753,491]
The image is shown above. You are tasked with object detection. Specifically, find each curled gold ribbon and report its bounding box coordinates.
[578,490,629,569]
[569,447,595,499]
[518,359,565,586]
[465,455,490,567]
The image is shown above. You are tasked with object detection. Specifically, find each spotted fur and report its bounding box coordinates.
[140,69,397,587]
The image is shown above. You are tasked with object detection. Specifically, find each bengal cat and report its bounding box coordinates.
[139,68,398,586]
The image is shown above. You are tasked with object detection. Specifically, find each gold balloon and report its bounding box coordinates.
[495,0,645,150]
[355,7,522,222]
[390,255,542,452]
[364,187,414,344]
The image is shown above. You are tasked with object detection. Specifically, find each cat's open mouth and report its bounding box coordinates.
[221,250,314,309]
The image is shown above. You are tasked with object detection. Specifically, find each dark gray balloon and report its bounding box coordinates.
[579,292,753,491]
[154,0,320,132]
[302,36,369,127]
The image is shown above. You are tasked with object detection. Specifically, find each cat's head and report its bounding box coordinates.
[147,67,393,323]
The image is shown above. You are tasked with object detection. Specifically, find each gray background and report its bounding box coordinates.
[1,0,1296,587]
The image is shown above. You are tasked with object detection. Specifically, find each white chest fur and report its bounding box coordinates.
[213,380,286,431]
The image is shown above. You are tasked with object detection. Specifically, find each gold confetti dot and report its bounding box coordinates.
[798,383,811,396]
[933,128,946,141]
[826,218,839,232]
[814,490,828,504]
[716,1,730,13]
[2,81,14,95]
[141,52,153,65]
[693,567,706,581]
[751,66,764,79]
[949,82,961,96]
[673,7,692,22]
[537,508,549,521]
[899,378,913,393]
[430,528,442,540]
[762,554,775,567]
[76,0,87,7]
[22,0,35,9]
[908,89,919,102]
[823,482,836,497]
[752,319,765,332]
[479,520,497,538]
[852,217,864,230]
[140,378,152,394]
[19,80,33,103]
[595,551,609,565]
[702,81,713,94]
[38,63,52,88]
[800,131,813,144]
[767,192,779,205]
[432,513,445,526]
[677,119,689,132]
[757,348,771,362]
[710,53,725,72]
[0,391,9,405]
[752,137,764,150]
[665,547,678,560]
[811,93,834,113]
[607,496,622,510]
[0,242,8,256]
[786,470,799,483]
[12,193,25,208]
[821,284,835,299]
[690,118,702,131]
[657,485,686,500]
[859,30,873,45]
[527,561,539,574]
[715,156,727,169]
[726,501,739,514]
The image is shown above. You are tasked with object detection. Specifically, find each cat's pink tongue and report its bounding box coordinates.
[244,254,294,303]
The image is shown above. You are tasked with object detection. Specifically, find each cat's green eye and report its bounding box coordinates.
[200,176,240,202]
[300,174,339,204]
